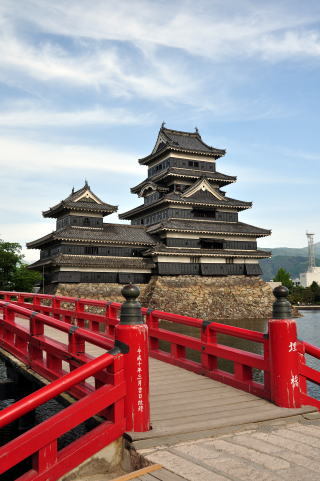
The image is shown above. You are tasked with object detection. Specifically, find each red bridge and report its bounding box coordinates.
[0,285,319,480]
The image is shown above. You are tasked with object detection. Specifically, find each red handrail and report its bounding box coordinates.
[4,290,320,410]
[0,295,150,480]
[0,290,269,399]
[0,301,113,349]
[0,350,116,428]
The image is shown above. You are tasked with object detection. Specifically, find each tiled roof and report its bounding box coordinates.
[28,254,155,269]
[119,190,251,219]
[27,224,157,248]
[146,219,271,237]
[131,169,236,193]
[166,190,252,208]
[139,126,226,164]
[43,183,117,218]
[161,128,222,153]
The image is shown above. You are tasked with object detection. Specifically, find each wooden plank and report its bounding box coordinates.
[139,474,161,481]
[110,464,162,481]
[150,468,188,481]
[150,391,253,413]
[151,399,269,421]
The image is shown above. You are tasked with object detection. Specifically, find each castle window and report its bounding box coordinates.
[193,208,216,219]
[200,238,224,249]
[85,246,98,255]
[188,161,199,167]
[83,217,90,225]
[226,258,234,264]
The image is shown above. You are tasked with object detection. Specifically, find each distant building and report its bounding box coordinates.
[27,126,271,287]
[300,268,320,287]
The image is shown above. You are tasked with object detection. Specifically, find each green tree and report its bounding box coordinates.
[310,281,320,304]
[273,267,294,289]
[0,239,41,291]
[288,286,305,304]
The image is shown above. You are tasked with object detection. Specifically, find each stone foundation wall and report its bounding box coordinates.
[141,276,274,319]
[54,283,148,303]
[53,275,275,319]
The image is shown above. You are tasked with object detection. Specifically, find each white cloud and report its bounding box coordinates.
[0,23,197,102]
[0,0,319,114]
[0,135,141,174]
[2,0,320,62]
[0,102,152,127]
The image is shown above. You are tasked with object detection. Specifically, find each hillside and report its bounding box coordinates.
[258,242,320,281]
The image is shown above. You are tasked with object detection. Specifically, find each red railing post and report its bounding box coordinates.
[52,297,61,320]
[115,284,150,433]
[268,286,301,408]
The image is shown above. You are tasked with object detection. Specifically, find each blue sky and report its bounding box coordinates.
[1,0,320,263]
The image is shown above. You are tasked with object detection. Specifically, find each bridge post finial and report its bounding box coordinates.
[120,284,143,325]
[272,285,292,319]
[114,284,150,432]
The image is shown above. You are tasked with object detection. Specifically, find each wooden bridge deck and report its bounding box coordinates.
[134,358,315,448]
[5,319,316,450]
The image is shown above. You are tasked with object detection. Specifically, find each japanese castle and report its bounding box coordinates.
[27,126,271,286]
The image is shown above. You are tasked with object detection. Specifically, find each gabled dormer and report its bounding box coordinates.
[181,177,226,200]
[42,182,118,231]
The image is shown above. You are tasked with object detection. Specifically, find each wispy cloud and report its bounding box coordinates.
[0,23,197,102]
[2,0,320,61]
[0,101,152,127]
[0,135,140,174]
[1,0,319,115]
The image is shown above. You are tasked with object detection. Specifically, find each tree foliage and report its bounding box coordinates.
[288,282,320,305]
[0,239,41,291]
[273,267,294,289]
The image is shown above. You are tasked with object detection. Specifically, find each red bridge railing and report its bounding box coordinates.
[0,290,270,399]
[0,350,126,480]
[144,308,269,399]
[0,286,150,481]
[1,285,320,413]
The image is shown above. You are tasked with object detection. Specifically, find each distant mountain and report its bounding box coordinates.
[262,241,320,258]
[258,242,320,281]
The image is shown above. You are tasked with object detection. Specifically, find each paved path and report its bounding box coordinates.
[139,418,320,481]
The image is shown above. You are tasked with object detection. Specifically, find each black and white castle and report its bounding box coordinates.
[27,126,271,287]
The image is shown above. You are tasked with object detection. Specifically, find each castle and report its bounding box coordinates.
[27,126,272,316]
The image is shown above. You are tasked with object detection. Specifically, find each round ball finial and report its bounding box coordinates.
[120,284,143,325]
[273,285,289,299]
[121,284,140,302]
[272,285,292,319]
